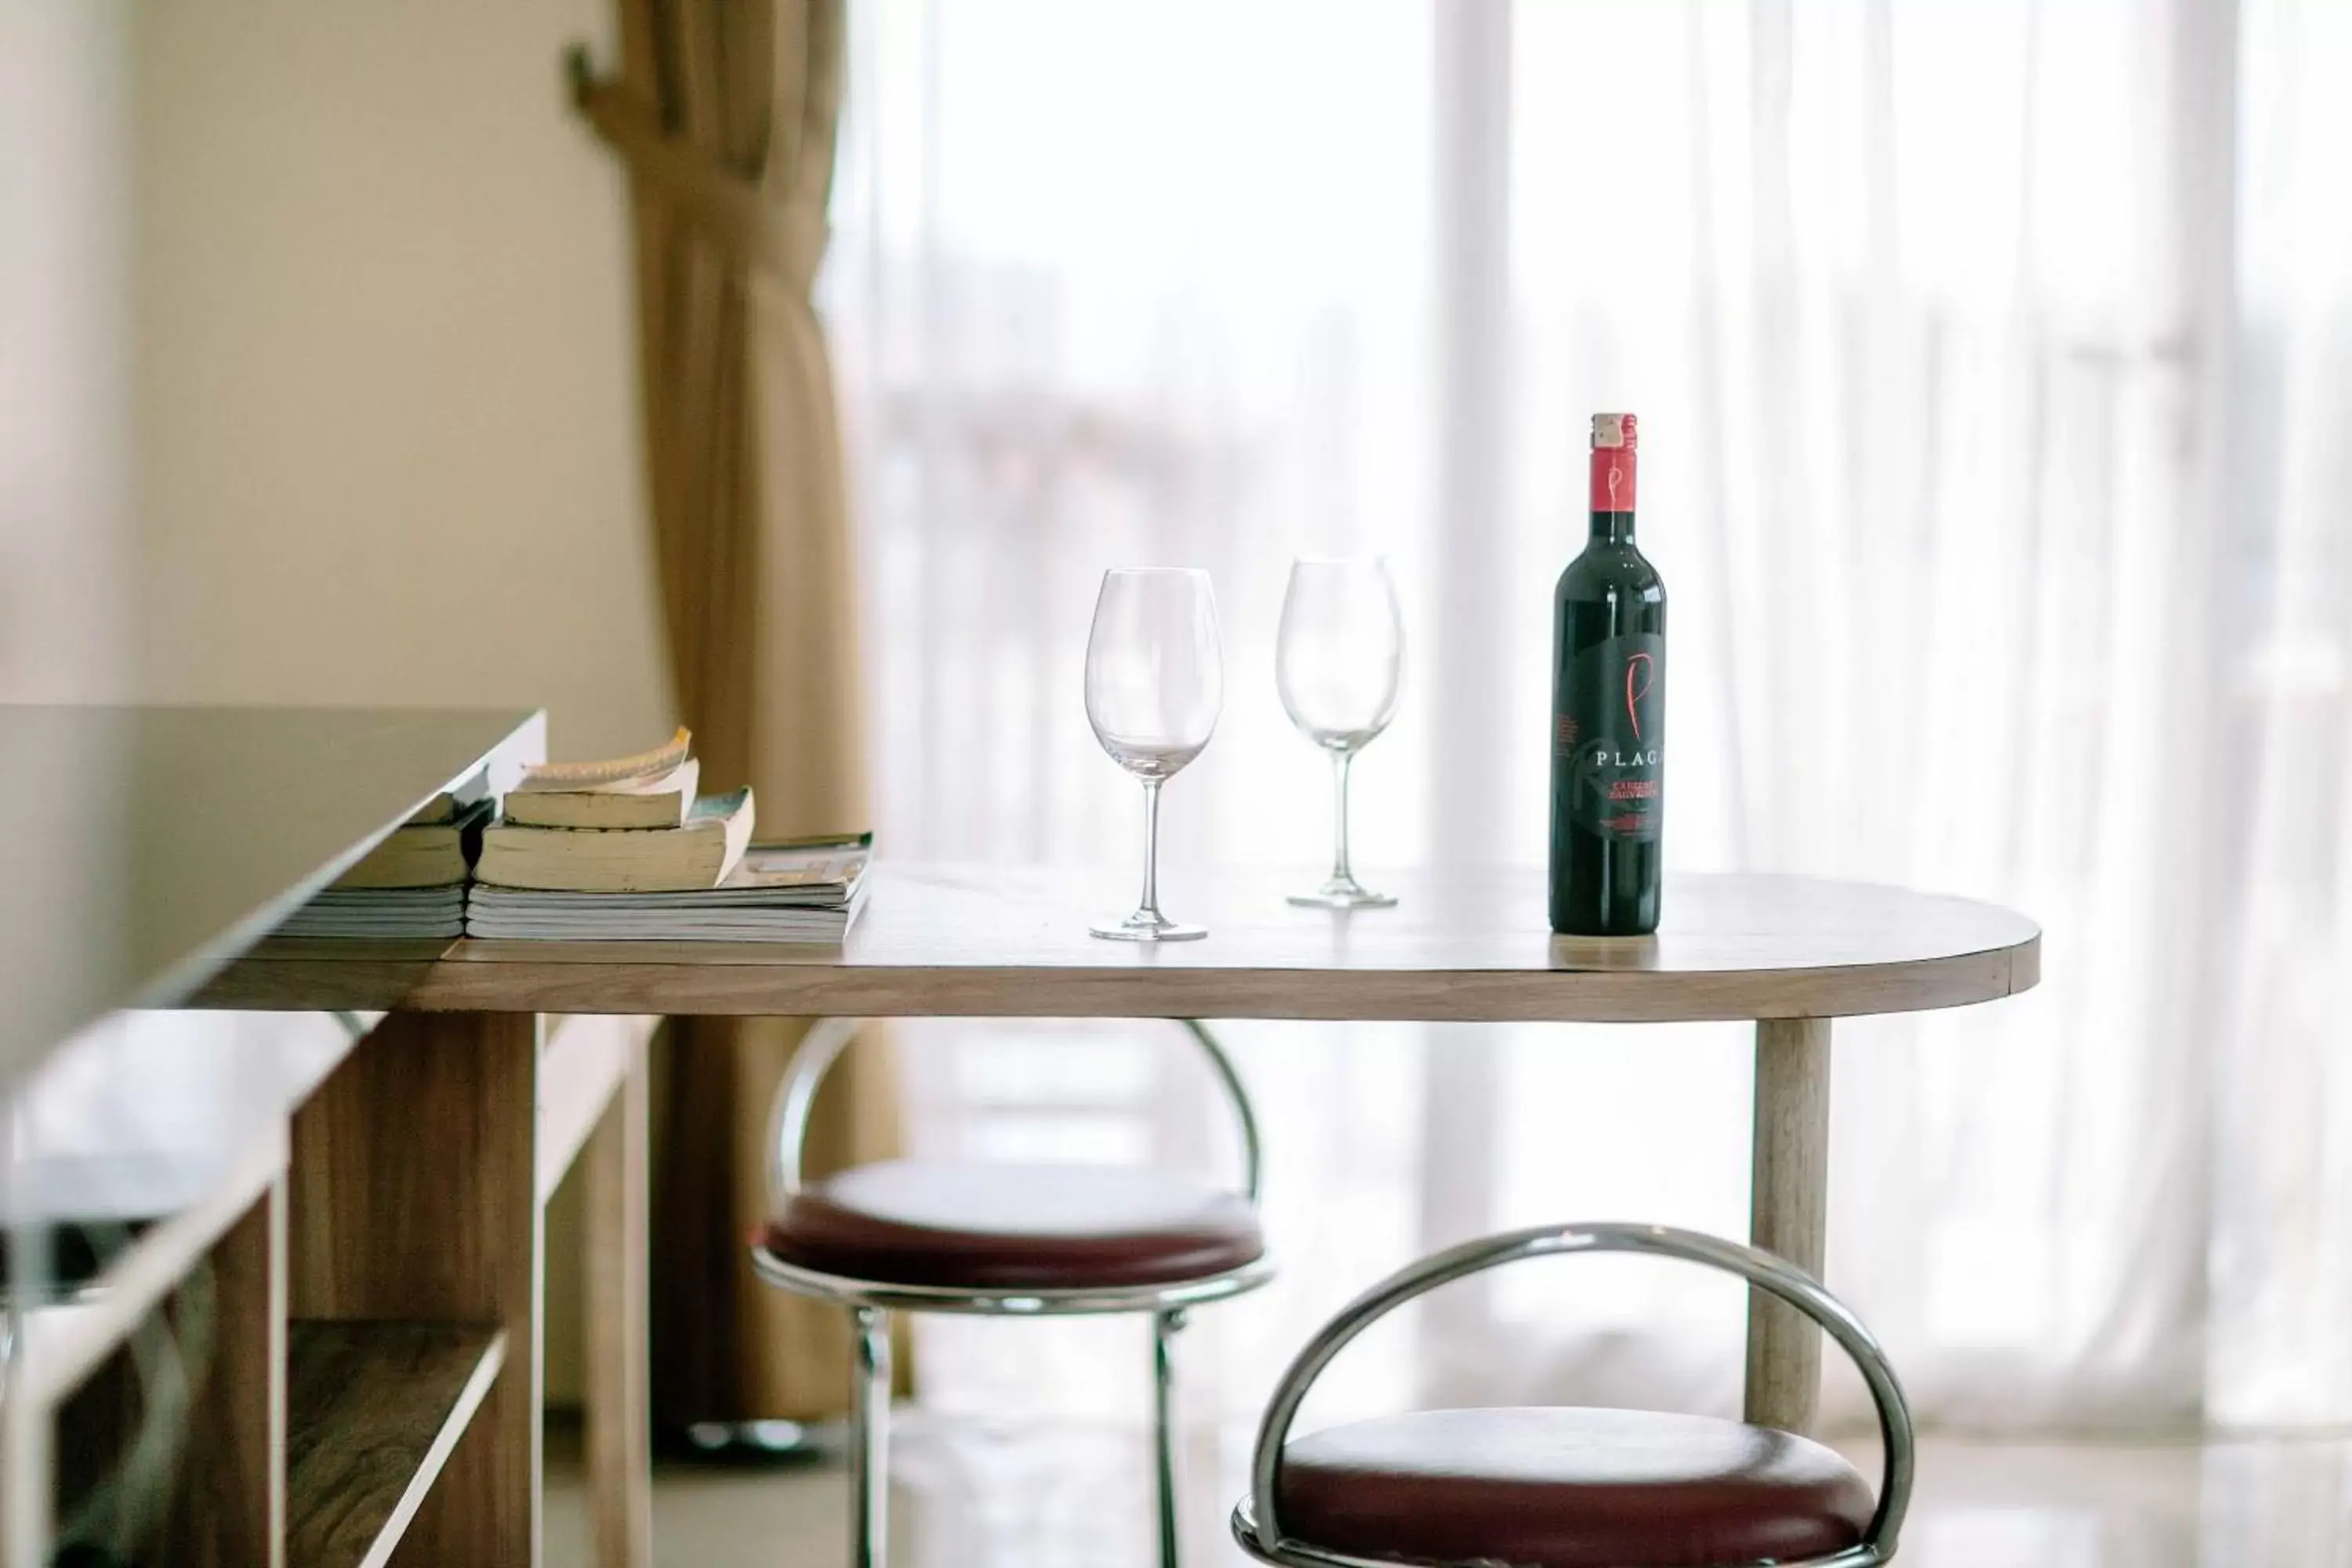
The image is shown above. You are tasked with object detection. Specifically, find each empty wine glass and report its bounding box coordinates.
[1277,555,1404,908]
[1085,568,1223,941]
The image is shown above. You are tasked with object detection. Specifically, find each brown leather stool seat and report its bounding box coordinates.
[1276,1406,1875,1568]
[760,1159,1266,1291]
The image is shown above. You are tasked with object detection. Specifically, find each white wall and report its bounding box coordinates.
[0,1,132,700]
[129,0,670,761]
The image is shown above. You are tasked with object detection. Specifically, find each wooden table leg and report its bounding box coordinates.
[1744,1017,1831,1433]
[165,1174,288,1568]
[289,1009,542,1566]
[583,1033,652,1568]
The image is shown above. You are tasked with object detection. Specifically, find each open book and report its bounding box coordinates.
[510,727,691,794]
[503,727,702,829]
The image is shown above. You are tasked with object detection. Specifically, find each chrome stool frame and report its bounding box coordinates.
[1230,1222,1915,1568]
[753,1018,1274,1568]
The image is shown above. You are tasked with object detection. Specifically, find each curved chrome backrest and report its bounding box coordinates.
[1240,1222,1913,1566]
[1177,1019,1263,1203]
[768,1018,1263,1204]
[766,1017,866,1201]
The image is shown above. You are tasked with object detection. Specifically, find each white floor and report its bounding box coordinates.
[545,1413,2352,1567]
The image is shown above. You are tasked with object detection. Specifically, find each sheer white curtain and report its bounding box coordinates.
[826,0,1441,1449]
[2207,0,2352,1428]
[822,0,2352,1456]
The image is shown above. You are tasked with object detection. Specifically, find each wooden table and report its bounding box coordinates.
[212,861,2040,1456]
[11,704,2037,1564]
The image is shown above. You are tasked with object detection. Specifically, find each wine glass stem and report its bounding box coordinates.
[1329,749,1355,885]
[1138,776,1165,920]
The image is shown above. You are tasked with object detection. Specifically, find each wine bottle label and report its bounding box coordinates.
[1555,632,1664,840]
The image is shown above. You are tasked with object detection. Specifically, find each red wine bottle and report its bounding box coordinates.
[1549,412,1666,935]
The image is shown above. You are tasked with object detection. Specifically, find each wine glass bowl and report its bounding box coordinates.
[1277,555,1404,908]
[1085,568,1221,940]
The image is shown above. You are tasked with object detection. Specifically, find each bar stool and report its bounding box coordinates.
[753,1018,1275,1568]
[1232,1222,1913,1568]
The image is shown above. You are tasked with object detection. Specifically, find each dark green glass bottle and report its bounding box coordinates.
[1549,412,1666,935]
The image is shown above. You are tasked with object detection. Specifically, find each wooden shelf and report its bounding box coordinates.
[285,1320,505,1568]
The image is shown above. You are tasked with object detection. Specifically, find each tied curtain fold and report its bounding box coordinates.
[572,0,902,1424]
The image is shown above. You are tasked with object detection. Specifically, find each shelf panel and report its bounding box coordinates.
[285,1320,505,1568]
[24,1123,286,1411]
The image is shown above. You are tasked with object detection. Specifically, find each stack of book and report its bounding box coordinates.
[277,774,492,938]
[276,730,873,944]
[466,731,870,942]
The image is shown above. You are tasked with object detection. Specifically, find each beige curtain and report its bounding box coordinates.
[572,0,903,1423]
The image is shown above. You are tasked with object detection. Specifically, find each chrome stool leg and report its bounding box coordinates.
[767,1022,1272,1568]
[850,1305,893,1568]
[1152,1306,1189,1568]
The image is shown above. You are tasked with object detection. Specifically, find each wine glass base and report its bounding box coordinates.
[1090,912,1209,942]
[1287,880,1397,909]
